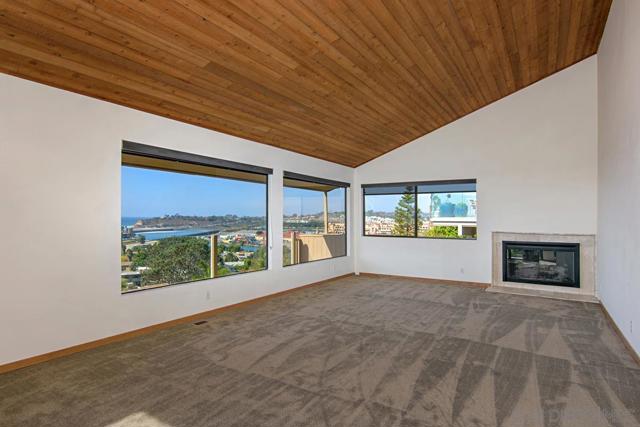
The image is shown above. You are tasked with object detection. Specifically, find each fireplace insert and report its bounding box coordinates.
[502,241,580,288]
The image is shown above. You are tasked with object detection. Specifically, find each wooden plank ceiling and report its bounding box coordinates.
[0,0,611,167]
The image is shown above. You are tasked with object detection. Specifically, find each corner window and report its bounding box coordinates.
[120,142,270,293]
[283,172,348,266]
[363,180,477,239]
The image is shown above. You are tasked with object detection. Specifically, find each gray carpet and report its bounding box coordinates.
[1,275,639,427]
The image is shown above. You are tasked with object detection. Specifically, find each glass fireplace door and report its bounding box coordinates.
[502,242,580,288]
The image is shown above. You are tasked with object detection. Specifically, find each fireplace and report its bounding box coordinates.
[502,241,580,288]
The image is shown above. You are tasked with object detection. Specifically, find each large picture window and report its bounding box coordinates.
[283,172,348,266]
[363,179,477,239]
[120,142,270,293]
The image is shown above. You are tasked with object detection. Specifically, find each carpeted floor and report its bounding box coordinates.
[1,275,639,427]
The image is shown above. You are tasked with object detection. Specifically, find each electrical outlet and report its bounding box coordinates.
[460,267,465,274]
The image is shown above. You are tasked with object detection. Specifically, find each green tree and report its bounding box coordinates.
[217,266,232,276]
[224,252,239,262]
[392,187,422,236]
[423,225,460,238]
[227,243,242,253]
[134,237,211,285]
[130,246,147,266]
[242,246,266,271]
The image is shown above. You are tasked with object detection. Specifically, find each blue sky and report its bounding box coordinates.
[122,166,346,217]
[122,166,475,218]
[365,192,477,215]
[283,187,345,216]
[364,194,403,213]
[122,166,267,217]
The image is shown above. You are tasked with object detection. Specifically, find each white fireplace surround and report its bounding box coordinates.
[489,231,597,302]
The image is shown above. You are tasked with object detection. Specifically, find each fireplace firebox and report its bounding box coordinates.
[502,241,580,288]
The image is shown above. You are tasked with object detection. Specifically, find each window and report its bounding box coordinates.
[120,141,270,293]
[363,179,477,239]
[283,172,348,266]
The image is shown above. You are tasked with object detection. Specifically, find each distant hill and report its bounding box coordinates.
[137,214,266,230]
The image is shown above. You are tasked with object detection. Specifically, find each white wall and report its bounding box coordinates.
[597,0,639,353]
[0,75,354,365]
[355,57,598,284]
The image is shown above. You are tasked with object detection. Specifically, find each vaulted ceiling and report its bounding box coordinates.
[0,0,611,167]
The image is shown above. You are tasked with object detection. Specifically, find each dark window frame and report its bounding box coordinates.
[283,171,349,267]
[121,142,271,294]
[362,179,477,240]
[123,140,273,176]
[283,171,350,189]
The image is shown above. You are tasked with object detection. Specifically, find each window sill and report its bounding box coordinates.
[362,234,477,241]
[283,254,348,268]
[121,267,268,295]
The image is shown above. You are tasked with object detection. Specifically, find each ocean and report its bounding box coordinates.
[121,216,145,227]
